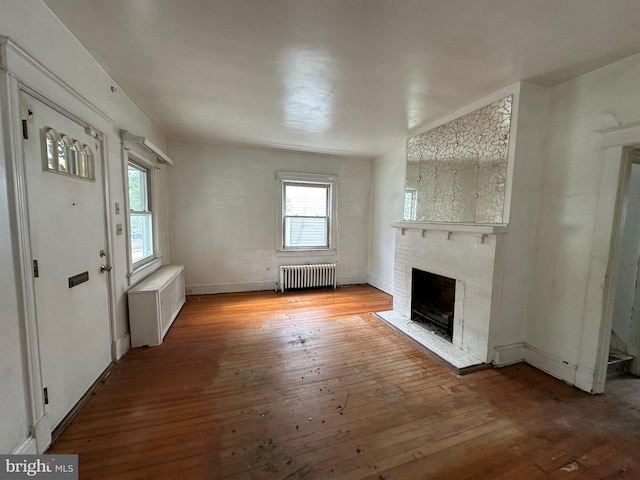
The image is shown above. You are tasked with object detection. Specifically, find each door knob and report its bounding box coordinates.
[100,264,113,273]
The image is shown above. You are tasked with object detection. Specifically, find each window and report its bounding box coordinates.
[41,127,94,180]
[128,160,154,265]
[278,172,338,251]
[284,183,330,248]
[404,188,417,221]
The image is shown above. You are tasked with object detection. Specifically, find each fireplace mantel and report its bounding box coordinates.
[391,221,509,235]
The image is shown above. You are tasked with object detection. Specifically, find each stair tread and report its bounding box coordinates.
[608,352,634,363]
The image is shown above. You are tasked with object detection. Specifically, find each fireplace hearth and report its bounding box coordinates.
[411,269,456,341]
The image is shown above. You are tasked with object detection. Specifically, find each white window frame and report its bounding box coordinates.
[124,147,161,285]
[276,172,338,253]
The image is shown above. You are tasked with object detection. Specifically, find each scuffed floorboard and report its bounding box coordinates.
[49,286,640,479]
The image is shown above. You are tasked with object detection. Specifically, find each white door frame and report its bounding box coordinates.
[622,160,640,375]
[0,37,117,453]
[590,123,640,393]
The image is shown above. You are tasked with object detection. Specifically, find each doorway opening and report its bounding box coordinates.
[608,148,640,382]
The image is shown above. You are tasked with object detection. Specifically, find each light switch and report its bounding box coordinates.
[116,223,123,235]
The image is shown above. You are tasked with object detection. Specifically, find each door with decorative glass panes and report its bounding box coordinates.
[20,90,112,432]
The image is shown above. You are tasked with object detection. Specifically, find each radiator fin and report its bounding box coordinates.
[279,263,337,292]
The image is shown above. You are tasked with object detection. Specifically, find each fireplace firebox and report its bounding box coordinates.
[411,269,455,341]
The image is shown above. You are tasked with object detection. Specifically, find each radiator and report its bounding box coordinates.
[279,263,337,292]
[128,265,185,347]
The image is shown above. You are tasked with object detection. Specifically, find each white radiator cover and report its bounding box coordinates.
[128,265,185,347]
[279,263,337,292]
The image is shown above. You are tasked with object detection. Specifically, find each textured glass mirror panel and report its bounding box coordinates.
[405,96,512,223]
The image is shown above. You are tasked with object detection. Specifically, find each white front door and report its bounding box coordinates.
[20,91,112,431]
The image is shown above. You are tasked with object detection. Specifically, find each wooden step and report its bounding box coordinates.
[607,351,634,378]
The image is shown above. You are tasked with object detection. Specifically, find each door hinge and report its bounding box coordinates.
[33,259,39,278]
[85,126,101,140]
[22,119,28,139]
[43,387,49,405]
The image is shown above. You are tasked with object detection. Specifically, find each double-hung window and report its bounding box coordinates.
[128,160,154,265]
[284,183,330,248]
[122,131,171,285]
[278,172,338,251]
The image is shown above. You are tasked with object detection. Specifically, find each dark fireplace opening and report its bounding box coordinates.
[411,269,455,341]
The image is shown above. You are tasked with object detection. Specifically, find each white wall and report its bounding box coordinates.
[0,0,168,452]
[367,147,406,294]
[526,52,640,391]
[167,141,371,293]
[490,82,547,357]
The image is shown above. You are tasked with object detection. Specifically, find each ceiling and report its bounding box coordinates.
[44,0,640,157]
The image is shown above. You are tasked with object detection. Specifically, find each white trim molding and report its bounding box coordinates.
[524,344,578,385]
[122,136,164,287]
[0,36,114,125]
[187,281,278,295]
[493,343,525,367]
[275,171,340,253]
[1,41,48,453]
[114,333,131,361]
[121,130,173,165]
[12,436,38,455]
[1,35,117,453]
[587,123,640,394]
[276,171,340,184]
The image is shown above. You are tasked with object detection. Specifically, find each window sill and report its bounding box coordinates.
[276,249,337,257]
[128,257,163,286]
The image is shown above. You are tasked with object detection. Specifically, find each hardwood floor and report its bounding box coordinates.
[50,285,640,479]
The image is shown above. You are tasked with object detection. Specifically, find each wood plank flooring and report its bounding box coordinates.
[49,285,640,479]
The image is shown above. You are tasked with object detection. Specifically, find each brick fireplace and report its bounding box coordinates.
[376,85,546,371]
[391,223,507,364]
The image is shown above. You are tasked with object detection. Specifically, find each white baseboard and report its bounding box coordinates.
[575,364,597,393]
[12,435,37,454]
[493,343,525,366]
[366,276,394,295]
[492,343,597,393]
[34,415,51,454]
[115,333,131,361]
[337,276,369,286]
[523,343,577,386]
[187,278,369,295]
[187,281,276,295]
